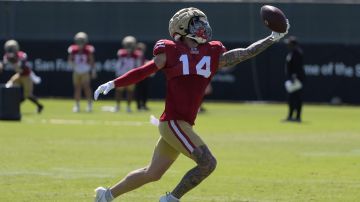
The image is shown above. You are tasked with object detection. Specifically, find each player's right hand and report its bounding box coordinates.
[270,19,290,41]
[94,81,115,100]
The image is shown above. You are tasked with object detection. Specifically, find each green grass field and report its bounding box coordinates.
[1,99,360,202]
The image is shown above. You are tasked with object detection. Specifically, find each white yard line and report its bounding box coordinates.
[23,118,148,126]
[0,167,115,179]
[301,149,360,157]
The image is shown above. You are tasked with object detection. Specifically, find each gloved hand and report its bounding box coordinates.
[5,81,13,88]
[270,19,290,41]
[94,81,115,100]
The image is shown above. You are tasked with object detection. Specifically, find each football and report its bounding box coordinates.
[260,5,287,33]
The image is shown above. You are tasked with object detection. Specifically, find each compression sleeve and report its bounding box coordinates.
[113,60,159,88]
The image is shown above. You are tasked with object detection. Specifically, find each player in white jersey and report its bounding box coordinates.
[67,32,96,112]
[114,36,144,112]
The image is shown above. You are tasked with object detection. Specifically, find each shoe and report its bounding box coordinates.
[112,105,120,112]
[126,106,132,113]
[86,105,93,113]
[94,187,108,202]
[73,105,80,113]
[159,193,179,202]
[198,107,206,113]
[282,117,294,122]
[37,105,44,114]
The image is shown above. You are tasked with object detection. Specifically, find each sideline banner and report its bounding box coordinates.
[0,41,359,104]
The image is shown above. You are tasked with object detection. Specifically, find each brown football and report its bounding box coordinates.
[260,5,287,33]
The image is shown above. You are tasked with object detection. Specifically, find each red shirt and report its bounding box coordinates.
[3,51,31,76]
[153,39,226,125]
[68,44,95,73]
[115,49,144,76]
[68,44,95,58]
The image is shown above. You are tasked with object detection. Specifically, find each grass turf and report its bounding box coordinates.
[0,99,359,202]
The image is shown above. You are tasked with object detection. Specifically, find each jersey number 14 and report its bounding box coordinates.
[179,54,211,78]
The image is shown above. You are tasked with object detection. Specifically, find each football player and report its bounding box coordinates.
[135,42,150,111]
[93,7,289,202]
[113,36,143,112]
[2,40,44,113]
[68,32,96,112]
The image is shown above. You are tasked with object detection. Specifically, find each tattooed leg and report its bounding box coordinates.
[171,145,217,199]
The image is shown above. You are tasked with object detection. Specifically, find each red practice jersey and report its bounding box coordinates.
[115,49,144,77]
[68,44,95,73]
[153,39,226,125]
[3,51,31,76]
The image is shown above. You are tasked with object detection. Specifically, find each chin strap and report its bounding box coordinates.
[186,35,207,44]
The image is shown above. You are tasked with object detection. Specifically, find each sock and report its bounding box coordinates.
[88,101,92,109]
[28,96,42,107]
[105,189,114,201]
[169,193,179,202]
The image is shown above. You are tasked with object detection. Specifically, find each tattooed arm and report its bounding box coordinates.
[219,20,290,68]
[218,36,275,68]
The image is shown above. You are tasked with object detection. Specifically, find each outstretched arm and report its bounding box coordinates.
[218,36,275,68]
[218,20,290,68]
[94,53,166,100]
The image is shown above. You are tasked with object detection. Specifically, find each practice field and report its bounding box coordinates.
[1,99,359,202]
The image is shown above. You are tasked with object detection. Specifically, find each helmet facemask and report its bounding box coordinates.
[74,32,88,49]
[122,36,137,53]
[75,38,87,49]
[186,16,212,44]
[5,46,18,54]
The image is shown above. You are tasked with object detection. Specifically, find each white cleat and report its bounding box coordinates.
[86,105,93,112]
[112,105,120,113]
[159,193,180,202]
[94,187,108,202]
[72,105,80,113]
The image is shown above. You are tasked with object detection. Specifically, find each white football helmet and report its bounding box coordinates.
[74,32,88,45]
[4,39,19,53]
[169,7,212,44]
[122,35,137,50]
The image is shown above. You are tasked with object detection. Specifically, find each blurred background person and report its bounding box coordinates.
[284,36,305,122]
[114,36,143,112]
[135,42,150,111]
[1,40,44,113]
[68,32,96,113]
